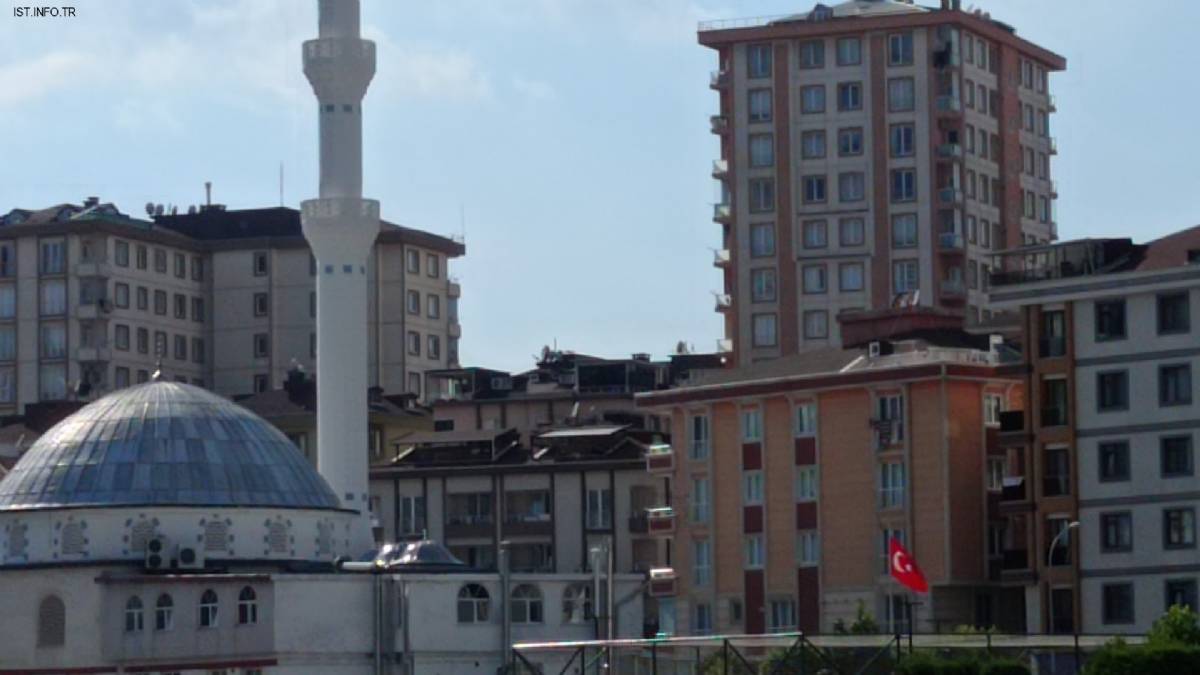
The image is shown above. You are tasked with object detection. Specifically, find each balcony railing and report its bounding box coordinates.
[714,293,733,312]
[936,143,963,159]
[940,278,965,297]
[1049,180,1058,197]
[712,248,731,268]
[648,567,677,597]
[1043,475,1070,498]
[1041,406,1068,428]
[716,338,733,354]
[710,115,730,135]
[712,202,732,223]
[711,158,729,179]
[939,232,964,251]
[935,95,962,113]
[1039,336,1066,358]
[645,443,673,474]
[646,507,675,536]
[938,187,963,204]
[628,515,649,534]
[1048,93,1057,112]
[1000,476,1027,502]
[709,70,730,89]
[998,410,1025,434]
[1049,137,1058,155]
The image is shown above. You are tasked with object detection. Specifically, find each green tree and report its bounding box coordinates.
[1147,605,1200,647]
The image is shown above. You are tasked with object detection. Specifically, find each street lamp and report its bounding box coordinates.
[1047,520,1080,567]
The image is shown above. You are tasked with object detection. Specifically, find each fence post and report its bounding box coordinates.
[1074,632,1081,675]
[651,640,658,675]
[723,639,729,675]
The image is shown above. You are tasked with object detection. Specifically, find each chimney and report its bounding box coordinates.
[83,196,99,208]
[204,181,212,207]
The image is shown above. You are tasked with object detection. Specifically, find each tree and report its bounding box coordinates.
[1148,605,1200,647]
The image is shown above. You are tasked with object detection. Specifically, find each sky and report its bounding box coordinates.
[2,0,1198,373]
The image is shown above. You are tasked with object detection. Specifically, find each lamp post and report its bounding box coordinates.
[1046,520,1079,568]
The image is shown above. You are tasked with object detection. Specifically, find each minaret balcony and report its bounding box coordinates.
[302,38,376,102]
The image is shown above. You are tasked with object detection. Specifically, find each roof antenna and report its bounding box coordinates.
[205,181,212,208]
[279,161,285,206]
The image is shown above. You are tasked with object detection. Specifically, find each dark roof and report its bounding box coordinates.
[235,386,421,419]
[685,347,863,387]
[1137,224,1200,271]
[154,206,465,256]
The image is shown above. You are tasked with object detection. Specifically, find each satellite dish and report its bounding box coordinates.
[145,202,155,217]
[187,205,197,214]
[170,205,178,215]
[154,204,164,216]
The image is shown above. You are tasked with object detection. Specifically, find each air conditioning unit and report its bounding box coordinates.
[144,535,172,571]
[176,545,205,570]
[868,342,882,358]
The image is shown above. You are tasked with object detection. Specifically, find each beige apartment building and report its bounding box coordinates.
[703,0,1064,364]
[0,198,463,412]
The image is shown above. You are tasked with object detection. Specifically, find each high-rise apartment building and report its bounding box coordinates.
[702,0,1064,363]
[0,199,464,410]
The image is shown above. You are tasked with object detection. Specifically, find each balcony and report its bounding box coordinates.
[76,299,113,321]
[1000,476,1027,503]
[1049,180,1058,198]
[940,278,965,298]
[711,158,729,179]
[1001,548,1031,572]
[646,507,675,536]
[712,202,732,223]
[1048,93,1057,112]
[710,115,730,135]
[935,95,962,114]
[447,279,461,298]
[938,187,963,204]
[936,143,963,159]
[716,338,733,354]
[714,293,733,313]
[871,419,903,450]
[448,322,461,338]
[1040,406,1068,428]
[1038,336,1066,359]
[712,248,731,269]
[645,443,673,474]
[77,344,112,363]
[628,515,649,535]
[709,69,730,90]
[74,260,112,278]
[1048,137,1058,155]
[444,514,493,539]
[938,232,964,251]
[998,410,1025,434]
[1043,475,1070,499]
[648,567,677,597]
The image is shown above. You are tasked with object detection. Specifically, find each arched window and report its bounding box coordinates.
[36,595,65,647]
[154,594,173,631]
[238,586,258,625]
[562,583,593,624]
[510,584,543,624]
[124,596,144,633]
[456,583,489,623]
[199,589,218,628]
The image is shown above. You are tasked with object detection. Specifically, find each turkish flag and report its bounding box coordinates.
[889,538,929,593]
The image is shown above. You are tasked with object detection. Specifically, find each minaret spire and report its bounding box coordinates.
[300,0,378,553]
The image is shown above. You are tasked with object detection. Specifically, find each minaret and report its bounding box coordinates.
[301,0,377,552]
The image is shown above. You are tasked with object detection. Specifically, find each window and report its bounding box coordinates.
[427,254,440,278]
[795,466,817,501]
[887,77,915,111]
[838,127,863,156]
[1103,584,1134,624]
[191,256,204,281]
[749,178,775,213]
[837,82,862,111]
[1101,512,1133,552]
[253,333,269,358]
[987,457,1004,491]
[802,220,827,249]
[135,286,148,311]
[252,251,268,276]
[890,169,916,202]
[428,335,441,360]
[135,328,149,354]
[838,172,865,202]
[747,44,771,78]
[0,326,12,362]
[0,286,12,319]
[804,310,828,339]
[1164,508,1196,549]
[154,290,167,316]
[751,268,777,302]
[36,595,65,647]
[803,265,827,294]
[880,461,906,508]
[172,293,186,319]
[253,292,269,317]
[408,372,421,396]
[768,599,797,633]
[802,175,826,204]
[585,489,612,529]
[1099,441,1130,482]
[892,214,917,248]
[1095,299,1127,341]
[1167,579,1198,612]
[752,313,777,347]
[888,32,913,66]
[40,324,66,359]
[690,477,710,523]
[40,240,65,275]
[1044,447,1070,497]
[511,585,543,624]
[748,89,772,123]
[893,260,919,294]
[744,535,764,569]
[744,403,763,441]
[880,528,906,574]
[795,402,816,436]
[192,297,205,323]
[407,331,421,356]
[800,85,825,113]
[838,262,864,292]
[750,223,775,257]
[797,531,819,566]
[1040,310,1066,357]
[1159,364,1192,406]
[397,495,426,534]
[115,324,130,351]
[114,240,129,267]
[192,337,205,364]
[111,283,130,309]
[562,584,594,623]
[1161,436,1194,477]
[800,130,825,159]
[405,289,421,315]
[694,603,713,635]
[124,596,144,632]
[457,584,490,623]
[406,249,420,274]
[890,124,915,157]
[151,248,169,274]
[839,217,865,246]
[155,594,174,631]
[173,252,186,278]
[199,589,218,628]
[1043,378,1069,427]
[798,40,824,68]
[40,280,65,315]
[749,134,773,167]
[689,414,710,460]
[984,394,1004,426]
[1097,371,1129,411]
[836,37,861,66]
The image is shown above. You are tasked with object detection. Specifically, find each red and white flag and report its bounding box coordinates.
[889,538,929,594]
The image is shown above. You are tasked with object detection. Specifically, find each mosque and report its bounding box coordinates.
[0,2,642,673]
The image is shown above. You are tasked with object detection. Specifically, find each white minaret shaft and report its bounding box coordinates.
[301,0,377,551]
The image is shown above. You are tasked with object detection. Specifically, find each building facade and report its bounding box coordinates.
[702,0,1064,362]
[0,200,464,410]
[989,228,1200,634]
[636,326,1024,636]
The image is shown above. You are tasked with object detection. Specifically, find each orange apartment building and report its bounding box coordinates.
[636,314,1026,635]
[701,0,1065,363]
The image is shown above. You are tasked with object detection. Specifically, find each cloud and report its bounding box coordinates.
[367,32,493,104]
[0,51,91,107]
[511,76,556,103]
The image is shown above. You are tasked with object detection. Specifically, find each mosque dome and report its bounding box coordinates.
[0,381,340,511]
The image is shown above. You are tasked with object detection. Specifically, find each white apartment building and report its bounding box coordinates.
[990,227,1200,633]
[0,199,464,410]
